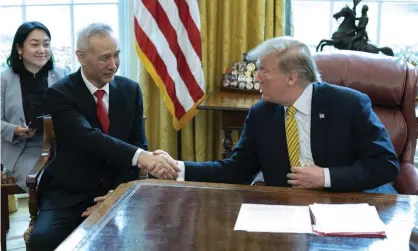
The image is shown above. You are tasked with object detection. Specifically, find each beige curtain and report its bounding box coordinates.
[140,0,286,161]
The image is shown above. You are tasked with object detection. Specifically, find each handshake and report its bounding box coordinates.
[137,149,180,180]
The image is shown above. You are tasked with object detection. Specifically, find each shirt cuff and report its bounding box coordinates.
[177,161,185,181]
[131,148,143,166]
[323,168,331,188]
[251,171,265,185]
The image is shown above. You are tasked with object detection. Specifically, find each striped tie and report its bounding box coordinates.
[286,106,301,167]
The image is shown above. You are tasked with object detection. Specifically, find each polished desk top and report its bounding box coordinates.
[198,91,261,111]
[57,180,417,251]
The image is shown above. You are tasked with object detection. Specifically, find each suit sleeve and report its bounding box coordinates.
[184,107,260,184]
[1,74,19,144]
[128,83,148,151]
[328,93,400,191]
[44,86,138,168]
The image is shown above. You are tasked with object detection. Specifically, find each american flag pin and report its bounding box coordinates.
[319,113,325,119]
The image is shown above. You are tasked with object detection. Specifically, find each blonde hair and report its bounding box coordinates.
[247,36,321,84]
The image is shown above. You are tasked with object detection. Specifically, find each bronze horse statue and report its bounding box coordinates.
[316,5,394,56]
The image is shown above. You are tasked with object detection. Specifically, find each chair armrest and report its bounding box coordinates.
[27,116,54,189]
[24,116,54,245]
[26,152,49,189]
[395,163,418,195]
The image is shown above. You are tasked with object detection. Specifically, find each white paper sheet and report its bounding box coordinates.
[234,204,313,233]
[309,203,386,235]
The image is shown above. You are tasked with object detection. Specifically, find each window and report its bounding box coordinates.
[292,0,418,57]
[0,0,131,76]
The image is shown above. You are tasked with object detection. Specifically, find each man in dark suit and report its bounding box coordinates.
[152,36,399,194]
[30,23,179,251]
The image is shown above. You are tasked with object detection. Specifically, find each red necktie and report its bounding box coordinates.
[94,90,109,133]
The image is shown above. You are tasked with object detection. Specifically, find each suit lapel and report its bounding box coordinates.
[270,105,292,186]
[310,82,328,165]
[69,70,100,129]
[273,105,288,162]
[107,80,123,137]
[10,73,26,125]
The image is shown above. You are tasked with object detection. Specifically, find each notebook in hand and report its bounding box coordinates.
[309,203,386,237]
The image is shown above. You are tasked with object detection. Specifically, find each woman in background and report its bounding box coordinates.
[1,21,67,191]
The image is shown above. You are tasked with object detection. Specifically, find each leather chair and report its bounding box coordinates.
[251,50,418,194]
[314,50,418,195]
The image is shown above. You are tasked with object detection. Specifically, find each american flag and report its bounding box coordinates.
[134,0,205,130]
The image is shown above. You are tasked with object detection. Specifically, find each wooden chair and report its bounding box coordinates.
[23,116,148,249]
[1,168,26,250]
[23,116,56,249]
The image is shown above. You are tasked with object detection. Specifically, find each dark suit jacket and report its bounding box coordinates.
[39,69,147,209]
[185,82,399,192]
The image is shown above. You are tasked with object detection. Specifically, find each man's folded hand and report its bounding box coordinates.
[286,165,325,189]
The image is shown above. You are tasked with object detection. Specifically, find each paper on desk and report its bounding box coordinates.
[309,203,386,236]
[234,204,312,233]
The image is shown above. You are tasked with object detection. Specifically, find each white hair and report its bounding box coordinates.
[76,23,114,50]
[247,36,321,83]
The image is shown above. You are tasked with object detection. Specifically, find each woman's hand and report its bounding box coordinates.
[14,126,36,138]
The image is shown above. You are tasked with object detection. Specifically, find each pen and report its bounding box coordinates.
[20,118,29,134]
[20,117,25,127]
[20,118,31,130]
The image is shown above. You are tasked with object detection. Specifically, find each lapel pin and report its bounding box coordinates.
[319,113,325,119]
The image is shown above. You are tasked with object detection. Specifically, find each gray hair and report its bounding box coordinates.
[76,23,114,50]
[247,36,321,83]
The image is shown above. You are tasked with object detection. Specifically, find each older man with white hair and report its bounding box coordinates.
[30,23,179,251]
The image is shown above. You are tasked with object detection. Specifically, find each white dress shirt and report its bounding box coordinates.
[81,69,142,166]
[178,84,331,187]
[286,84,330,187]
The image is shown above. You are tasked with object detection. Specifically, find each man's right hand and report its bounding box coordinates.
[14,126,36,138]
[137,151,180,180]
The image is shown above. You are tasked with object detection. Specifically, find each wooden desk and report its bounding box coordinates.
[198,91,260,158]
[57,180,417,251]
